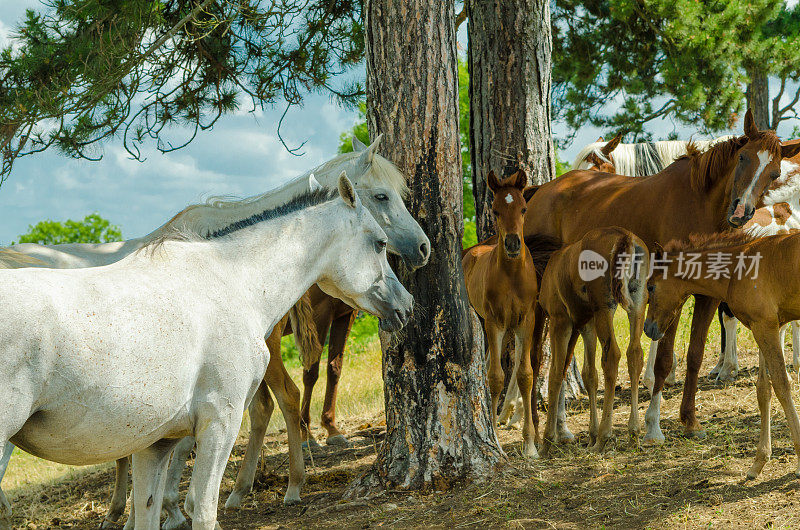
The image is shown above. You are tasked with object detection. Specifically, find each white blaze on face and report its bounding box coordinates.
[505,193,514,204]
[735,150,773,219]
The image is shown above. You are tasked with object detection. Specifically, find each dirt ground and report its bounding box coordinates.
[9,346,800,529]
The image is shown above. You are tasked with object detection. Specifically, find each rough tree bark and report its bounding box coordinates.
[466,0,584,401]
[347,0,504,495]
[746,66,771,130]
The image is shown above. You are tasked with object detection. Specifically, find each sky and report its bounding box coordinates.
[0,1,798,243]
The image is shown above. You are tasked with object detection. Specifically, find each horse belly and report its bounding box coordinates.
[11,385,194,465]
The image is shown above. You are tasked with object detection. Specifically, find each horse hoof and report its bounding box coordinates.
[301,438,323,452]
[162,515,189,530]
[224,491,244,510]
[685,429,706,440]
[326,434,351,447]
[642,432,665,445]
[283,495,302,506]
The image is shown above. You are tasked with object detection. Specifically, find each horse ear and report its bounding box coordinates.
[357,133,383,169]
[523,185,539,202]
[308,173,322,192]
[602,134,623,156]
[744,109,759,139]
[781,141,800,160]
[337,171,359,209]
[512,169,528,190]
[352,136,368,152]
[487,170,500,192]
[597,136,604,142]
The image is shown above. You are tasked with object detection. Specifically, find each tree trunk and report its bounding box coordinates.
[347,0,504,495]
[467,0,556,240]
[746,66,771,130]
[467,0,584,402]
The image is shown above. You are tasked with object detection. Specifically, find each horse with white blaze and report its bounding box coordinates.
[0,175,412,530]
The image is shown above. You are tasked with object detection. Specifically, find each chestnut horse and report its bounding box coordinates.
[523,109,800,444]
[644,232,800,479]
[539,227,650,456]
[463,170,541,458]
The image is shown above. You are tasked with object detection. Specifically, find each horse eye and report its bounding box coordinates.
[521,208,527,214]
[647,285,655,293]
[492,210,499,216]
[375,240,387,253]
[739,154,745,162]
[771,171,781,180]
[374,193,389,201]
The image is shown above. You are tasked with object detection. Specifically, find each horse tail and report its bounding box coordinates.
[610,233,649,312]
[524,233,563,280]
[288,292,323,371]
[0,247,47,269]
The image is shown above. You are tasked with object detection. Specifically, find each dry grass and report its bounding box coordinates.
[7,306,800,529]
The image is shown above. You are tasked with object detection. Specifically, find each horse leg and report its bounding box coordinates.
[793,321,800,374]
[515,321,538,459]
[101,457,130,529]
[300,361,321,450]
[498,346,522,428]
[679,295,718,437]
[592,311,621,452]
[159,436,195,530]
[626,307,645,437]
[530,303,547,443]
[716,307,739,382]
[644,315,680,444]
[131,439,179,530]
[322,311,355,447]
[755,324,800,477]
[747,351,772,479]
[187,419,240,530]
[264,360,304,505]
[580,324,599,445]
[541,316,572,457]
[485,322,507,434]
[642,340,658,393]
[709,305,727,378]
[225,381,274,509]
[0,442,12,530]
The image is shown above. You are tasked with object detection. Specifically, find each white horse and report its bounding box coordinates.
[0,174,413,530]
[0,135,429,529]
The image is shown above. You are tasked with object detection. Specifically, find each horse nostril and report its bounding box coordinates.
[420,242,429,258]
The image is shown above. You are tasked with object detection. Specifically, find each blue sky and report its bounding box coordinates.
[0,1,798,242]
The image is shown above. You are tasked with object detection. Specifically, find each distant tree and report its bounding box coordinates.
[0,0,365,185]
[552,0,800,136]
[15,213,122,245]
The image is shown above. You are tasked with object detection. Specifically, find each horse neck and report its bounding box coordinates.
[213,203,346,325]
[662,252,732,301]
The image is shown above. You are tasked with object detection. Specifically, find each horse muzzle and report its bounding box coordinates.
[379,305,413,332]
[643,319,664,341]
[504,234,521,258]
[727,199,754,228]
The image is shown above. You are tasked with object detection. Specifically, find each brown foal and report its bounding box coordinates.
[644,232,800,478]
[463,170,541,458]
[523,109,800,443]
[539,227,650,456]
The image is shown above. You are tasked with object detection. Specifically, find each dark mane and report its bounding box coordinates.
[207,187,339,239]
[682,133,780,192]
[663,231,757,254]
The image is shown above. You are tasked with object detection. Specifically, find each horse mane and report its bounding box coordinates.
[143,187,339,251]
[684,132,781,192]
[311,150,410,199]
[0,248,47,269]
[571,135,735,177]
[663,231,757,254]
[524,233,563,278]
